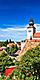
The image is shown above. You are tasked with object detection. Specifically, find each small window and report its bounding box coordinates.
[28,30,31,32]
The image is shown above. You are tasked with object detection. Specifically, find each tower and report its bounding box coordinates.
[27,18,36,40]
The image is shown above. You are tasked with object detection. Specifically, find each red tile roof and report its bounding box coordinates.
[7,43,15,47]
[33,32,40,38]
[30,39,40,42]
[5,66,16,77]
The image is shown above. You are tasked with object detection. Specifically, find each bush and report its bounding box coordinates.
[7,44,40,80]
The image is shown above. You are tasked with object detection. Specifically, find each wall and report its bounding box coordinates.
[21,42,25,50]
[27,27,33,39]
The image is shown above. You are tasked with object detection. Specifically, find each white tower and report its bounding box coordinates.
[27,18,36,40]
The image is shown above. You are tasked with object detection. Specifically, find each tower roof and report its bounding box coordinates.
[29,17,34,25]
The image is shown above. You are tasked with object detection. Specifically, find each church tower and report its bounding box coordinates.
[27,18,36,40]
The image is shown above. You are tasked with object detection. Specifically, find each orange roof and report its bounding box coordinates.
[30,39,40,42]
[7,43,15,47]
[33,32,40,38]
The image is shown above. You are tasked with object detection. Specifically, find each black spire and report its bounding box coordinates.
[29,17,34,26]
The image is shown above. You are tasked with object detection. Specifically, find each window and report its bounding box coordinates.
[28,30,31,32]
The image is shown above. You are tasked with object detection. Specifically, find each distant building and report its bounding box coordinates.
[7,43,15,48]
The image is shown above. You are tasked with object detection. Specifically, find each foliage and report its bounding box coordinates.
[0,40,8,47]
[6,45,18,54]
[0,51,15,75]
[1,44,40,80]
[7,44,40,80]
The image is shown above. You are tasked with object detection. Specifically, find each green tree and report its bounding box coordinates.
[7,44,40,80]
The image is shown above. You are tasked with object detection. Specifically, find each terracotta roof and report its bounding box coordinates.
[25,39,40,42]
[30,39,40,42]
[33,32,40,38]
[7,43,15,47]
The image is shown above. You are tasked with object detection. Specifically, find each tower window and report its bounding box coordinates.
[28,30,31,32]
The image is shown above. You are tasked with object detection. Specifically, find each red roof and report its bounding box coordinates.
[33,32,40,38]
[30,39,40,42]
[5,66,16,77]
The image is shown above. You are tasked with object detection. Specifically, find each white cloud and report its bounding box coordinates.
[3,24,16,27]
[1,23,40,32]
[0,23,40,41]
[0,34,8,37]
[0,34,4,37]
[0,27,27,32]
[0,27,27,41]
[0,23,40,33]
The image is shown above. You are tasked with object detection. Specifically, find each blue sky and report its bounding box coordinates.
[0,0,40,41]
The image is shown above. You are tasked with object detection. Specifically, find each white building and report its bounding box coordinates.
[27,18,40,40]
[21,18,40,50]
